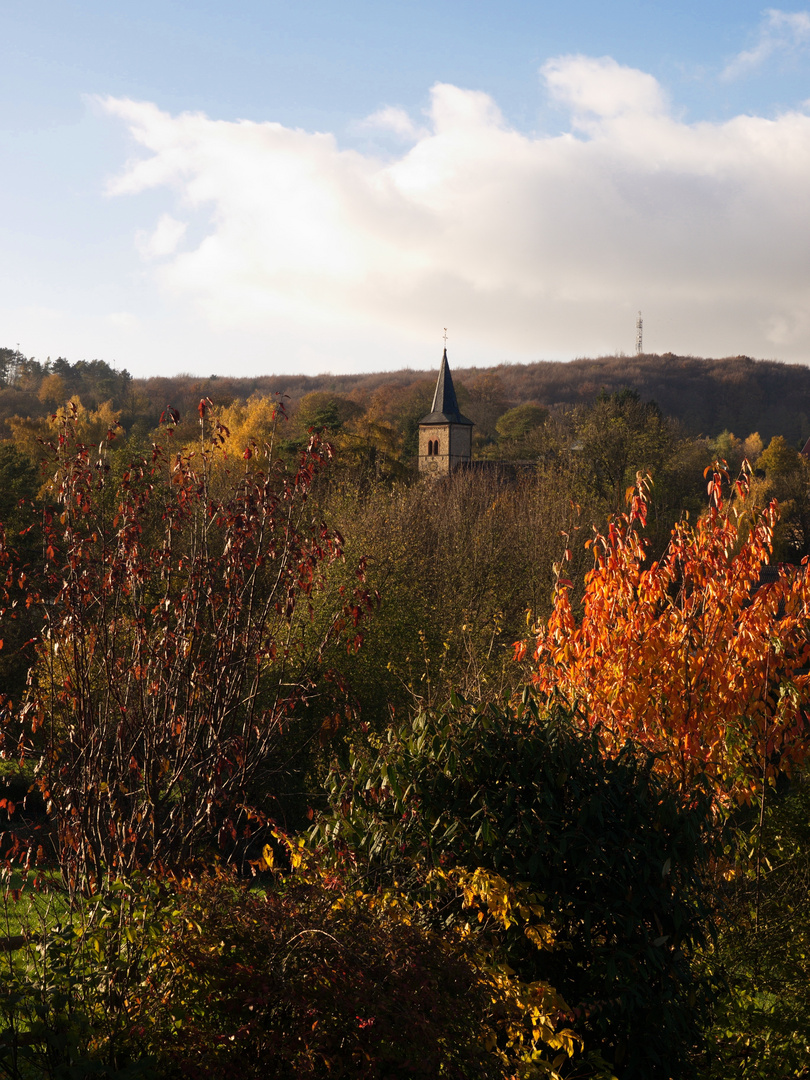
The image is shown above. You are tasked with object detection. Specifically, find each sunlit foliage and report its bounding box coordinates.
[523,467,810,799]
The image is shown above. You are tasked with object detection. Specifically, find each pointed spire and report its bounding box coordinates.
[420,348,473,426]
[431,349,461,415]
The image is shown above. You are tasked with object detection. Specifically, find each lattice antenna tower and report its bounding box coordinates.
[635,311,643,355]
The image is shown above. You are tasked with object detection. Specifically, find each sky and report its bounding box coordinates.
[3,2,810,378]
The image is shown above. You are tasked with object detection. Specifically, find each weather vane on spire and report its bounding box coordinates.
[443,327,448,347]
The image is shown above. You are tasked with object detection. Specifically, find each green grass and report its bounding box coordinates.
[0,869,70,941]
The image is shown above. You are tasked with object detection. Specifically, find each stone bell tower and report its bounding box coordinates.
[418,349,473,476]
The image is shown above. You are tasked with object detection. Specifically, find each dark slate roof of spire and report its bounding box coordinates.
[419,349,473,426]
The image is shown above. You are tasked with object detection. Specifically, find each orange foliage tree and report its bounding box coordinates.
[518,465,810,800]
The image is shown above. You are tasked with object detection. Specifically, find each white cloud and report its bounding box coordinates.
[21,305,62,322]
[100,61,810,365]
[722,9,810,79]
[542,55,667,121]
[107,311,140,331]
[356,106,427,140]
[135,213,187,259]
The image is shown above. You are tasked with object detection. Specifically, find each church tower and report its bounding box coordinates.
[418,349,473,476]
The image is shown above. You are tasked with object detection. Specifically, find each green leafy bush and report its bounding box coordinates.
[321,696,716,1079]
[702,773,810,1078]
[0,878,162,1079]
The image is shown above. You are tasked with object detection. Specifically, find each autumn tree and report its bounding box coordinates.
[6,397,123,484]
[289,391,363,442]
[37,373,68,408]
[2,402,372,893]
[709,430,763,475]
[211,392,287,465]
[361,379,435,460]
[521,466,810,800]
[750,434,810,560]
[573,389,672,511]
[495,402,548,443]
[461,369,509,450]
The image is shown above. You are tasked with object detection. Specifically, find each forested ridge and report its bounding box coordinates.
[1,344,810,1078]
[3,345,810,447]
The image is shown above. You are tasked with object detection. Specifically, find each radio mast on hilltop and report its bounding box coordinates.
[635,311,643,355]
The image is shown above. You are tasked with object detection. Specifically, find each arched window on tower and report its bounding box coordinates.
[427,440,433,457]
[434,439,440,455]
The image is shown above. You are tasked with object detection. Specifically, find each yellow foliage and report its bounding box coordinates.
[254,845,582,1078]
[212,393,285,462]
[452,866,555,948]
[7,397,122,496]
[38,373,68,407]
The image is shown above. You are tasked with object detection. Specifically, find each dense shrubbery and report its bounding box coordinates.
[1,379,810,1077]
[140,868,571,1080]
[321,699,715,1079]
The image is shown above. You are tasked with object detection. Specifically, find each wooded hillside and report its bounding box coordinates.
[2,346,810,446]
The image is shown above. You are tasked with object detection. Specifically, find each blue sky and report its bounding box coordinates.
[3,1,810,377]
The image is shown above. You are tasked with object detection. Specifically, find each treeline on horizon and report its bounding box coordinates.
[2,344,810,450]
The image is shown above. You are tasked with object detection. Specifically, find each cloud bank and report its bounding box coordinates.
[102,54,810,365]
[722,8,810,80]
